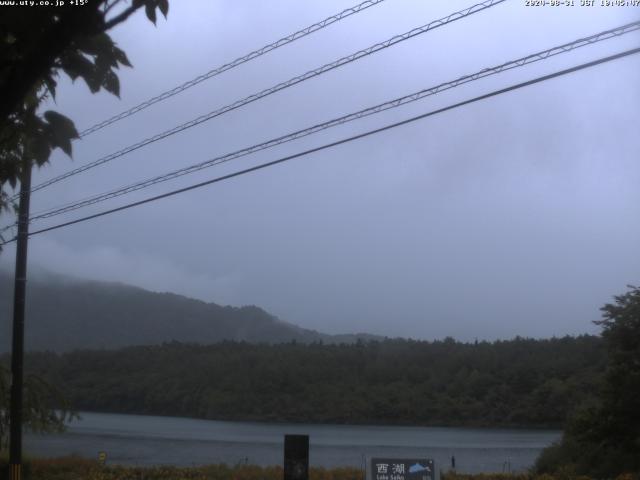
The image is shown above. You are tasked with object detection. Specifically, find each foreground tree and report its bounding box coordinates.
[0,364,76,453]
[0,0,169,227]
[0,0,169,452]
[536,285,640,477]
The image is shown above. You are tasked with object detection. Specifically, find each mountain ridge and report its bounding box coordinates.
[0,270,382,352]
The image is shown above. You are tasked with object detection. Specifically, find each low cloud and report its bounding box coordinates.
[0,238,243,306]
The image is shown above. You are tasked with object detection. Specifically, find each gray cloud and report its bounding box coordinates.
[2,0,639,340]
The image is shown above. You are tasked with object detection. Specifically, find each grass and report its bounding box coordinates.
[0,456,364,480]
[441,473,639,480]
[0,457,637,480]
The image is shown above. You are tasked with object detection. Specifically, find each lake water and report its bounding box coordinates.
[25,412,560,475]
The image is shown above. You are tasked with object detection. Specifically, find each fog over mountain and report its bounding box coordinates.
[0,271,381,353]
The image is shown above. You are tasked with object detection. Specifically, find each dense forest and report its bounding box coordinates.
[535,286,640,477]
[16,335,605,428]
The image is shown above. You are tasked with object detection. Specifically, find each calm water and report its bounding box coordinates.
[25,412,560,475]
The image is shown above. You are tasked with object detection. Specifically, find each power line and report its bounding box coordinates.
[5,46,636,244]
[78,0,388,137]
[25,0,505,197]
[29,21,640,221]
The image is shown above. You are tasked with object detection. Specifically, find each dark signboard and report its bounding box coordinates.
[284,434,309,480]
[371,458,435,480]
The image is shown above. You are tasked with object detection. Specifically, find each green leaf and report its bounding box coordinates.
[0,152,21,189]
[43,75,57,100]
[44,111,78,140]
[60,52,102,93]
[145,2,157,25]
[30,136,52,166]
[59,52,85,81]
[113,46,132,68]
[158,0,169,18]
[102,70,120,98]
[44,110,78,157]
[53,134,73,157]
[78,32,114,57]
[24,86,40,110]
[94,50,118,74]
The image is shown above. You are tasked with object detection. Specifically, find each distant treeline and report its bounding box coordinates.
[19,336,605,428]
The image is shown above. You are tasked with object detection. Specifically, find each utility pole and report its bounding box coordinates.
[9,160,32,480]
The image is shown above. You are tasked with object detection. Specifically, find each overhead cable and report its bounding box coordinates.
[29,21,640,221]
[4,46,636,244]
[25,0,505,196]
[79,0,388,137]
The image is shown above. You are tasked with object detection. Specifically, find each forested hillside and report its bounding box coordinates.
[20,336,605,428]
[0,272,378,351]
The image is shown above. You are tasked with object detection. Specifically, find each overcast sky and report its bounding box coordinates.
[2,0,639,340]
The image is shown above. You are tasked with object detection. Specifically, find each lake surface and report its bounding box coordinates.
[25,412,560,475]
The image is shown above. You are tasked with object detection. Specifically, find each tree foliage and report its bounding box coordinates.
[0,0,169,449]
[535,286,640,477]
[17,335,605,429]
[0,0,169,226]
[0,363,76,453]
